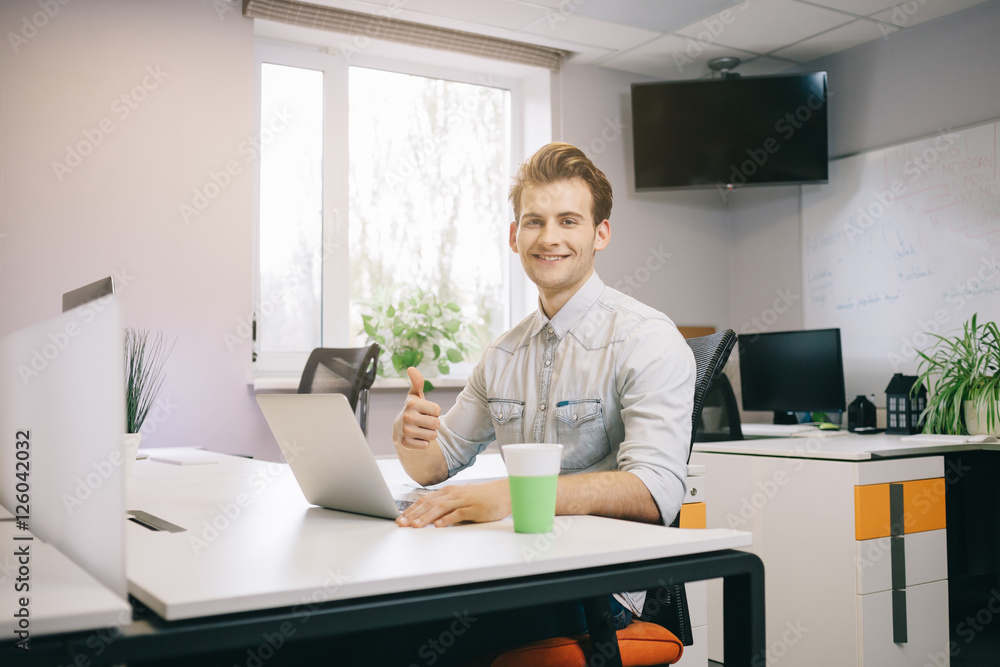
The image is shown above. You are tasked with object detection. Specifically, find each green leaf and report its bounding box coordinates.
[443,319,460,334]
[446,348,463,363]
[363,321,376,337]
[392,324,406,337]
[445,302,461,312]
[423,380,435,393]
[438,360,450,375]
[432,344,441,360]
[391,352,408,373]
[386,305,395,317]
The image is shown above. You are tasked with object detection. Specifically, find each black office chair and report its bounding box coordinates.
[297,344,380,436]
[638,329,739,650]
[694,373,743,442]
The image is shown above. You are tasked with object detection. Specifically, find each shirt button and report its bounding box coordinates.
[540,404,546,411]
[544,359,551,367]
[548,327,554,334]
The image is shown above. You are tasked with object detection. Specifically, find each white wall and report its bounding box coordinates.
[0,0,268,456]
[559,64,731,329]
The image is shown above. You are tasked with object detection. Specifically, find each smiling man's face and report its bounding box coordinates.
[509,177,610,318]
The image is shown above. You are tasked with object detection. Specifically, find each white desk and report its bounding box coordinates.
[1,450,763,666]
[126,450,749,621]
[692,433,971,667]
[0,522,130,638]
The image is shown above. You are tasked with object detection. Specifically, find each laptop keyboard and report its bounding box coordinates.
[396,498,415,512]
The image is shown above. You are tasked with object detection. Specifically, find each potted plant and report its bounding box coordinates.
[123,327,175,470]
[359,286,473,388]
[914,314,1000,435]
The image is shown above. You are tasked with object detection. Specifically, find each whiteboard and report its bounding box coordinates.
[802,120,1000,404]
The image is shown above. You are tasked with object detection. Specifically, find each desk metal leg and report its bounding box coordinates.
[581,595,623,667]
[723,555,766,667]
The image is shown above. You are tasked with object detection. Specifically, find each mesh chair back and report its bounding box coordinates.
[297,345,380,416]
[685,329,738,455]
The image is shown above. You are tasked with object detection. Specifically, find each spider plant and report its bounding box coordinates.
[914,314,1000,435]
[124,328,175,434]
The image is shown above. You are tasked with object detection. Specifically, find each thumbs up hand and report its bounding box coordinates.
[394,367,441,451]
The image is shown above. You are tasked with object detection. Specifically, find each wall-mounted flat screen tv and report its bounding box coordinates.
[631,72,828,191]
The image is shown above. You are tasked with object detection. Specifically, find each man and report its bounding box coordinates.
[387,143,695,661]
[394,142,695,538]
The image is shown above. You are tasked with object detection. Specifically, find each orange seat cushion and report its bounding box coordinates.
[483,620,684,667]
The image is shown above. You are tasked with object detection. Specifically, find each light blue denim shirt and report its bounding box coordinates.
[437,272,696,526]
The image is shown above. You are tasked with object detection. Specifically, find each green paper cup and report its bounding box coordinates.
[502,443,562,533]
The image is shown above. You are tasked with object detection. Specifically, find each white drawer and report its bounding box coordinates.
[858,579,950,666]
[855,529,947,595]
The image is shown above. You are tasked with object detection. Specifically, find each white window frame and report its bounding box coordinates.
[252,39,549,377]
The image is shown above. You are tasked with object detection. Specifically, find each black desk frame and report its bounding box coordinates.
[4,549,764,667]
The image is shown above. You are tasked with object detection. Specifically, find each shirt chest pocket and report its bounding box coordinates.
[488,399,525,446]
[555,399,611,471]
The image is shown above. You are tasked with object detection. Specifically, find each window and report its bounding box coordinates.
[253,43,541,376]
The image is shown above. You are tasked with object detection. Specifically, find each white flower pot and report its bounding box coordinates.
[964,400,999,436]
[122,432,142,475]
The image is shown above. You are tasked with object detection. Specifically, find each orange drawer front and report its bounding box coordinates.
[855,478,945,540]
[679,502,706,529]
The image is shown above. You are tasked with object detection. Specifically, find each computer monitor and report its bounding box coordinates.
[739,328,847,424]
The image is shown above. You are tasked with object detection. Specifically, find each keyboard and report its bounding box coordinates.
[742,423,820,437]
[395,498,415,512]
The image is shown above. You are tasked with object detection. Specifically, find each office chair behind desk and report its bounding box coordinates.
[297,344,380,436]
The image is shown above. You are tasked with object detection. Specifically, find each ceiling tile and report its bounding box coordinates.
[521,13,663,51]
[676,0,853,54]
[402,0,550,31]
[870,0,991,29]
[567,0,744,33]
[772,18,897,62]
[801,0,900,16]
[599,34,760,80]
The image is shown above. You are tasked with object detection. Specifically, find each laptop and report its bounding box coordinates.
[255,393,423,519]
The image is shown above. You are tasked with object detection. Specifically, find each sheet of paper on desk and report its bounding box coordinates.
[790,429,847,438]
[149,450,220,465]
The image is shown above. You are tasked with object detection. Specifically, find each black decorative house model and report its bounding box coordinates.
[885,373,926,435]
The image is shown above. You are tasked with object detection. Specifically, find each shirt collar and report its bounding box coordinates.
[529,272,605,339]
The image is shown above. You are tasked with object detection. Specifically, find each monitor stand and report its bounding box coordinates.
[773,411,798,425]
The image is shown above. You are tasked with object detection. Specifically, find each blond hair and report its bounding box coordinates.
[509,142,612,226]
